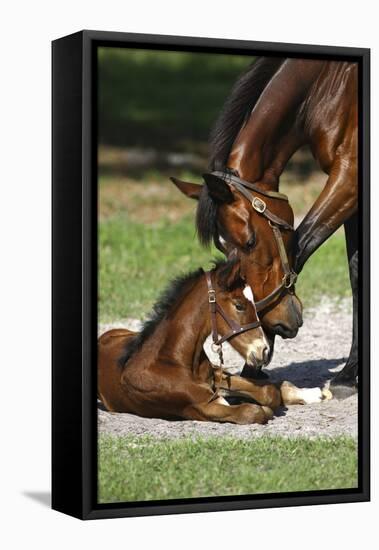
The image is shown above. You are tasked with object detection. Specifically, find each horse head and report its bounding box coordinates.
[171,175,303,340]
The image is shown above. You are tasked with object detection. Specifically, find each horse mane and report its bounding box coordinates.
[209,56,285,170]
[118,261,222,367]
[196,57,285,247]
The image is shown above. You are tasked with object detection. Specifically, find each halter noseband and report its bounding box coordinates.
[207,170,298,312]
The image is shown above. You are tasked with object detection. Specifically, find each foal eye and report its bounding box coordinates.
[235,302,246,312]
[245,234,256,250]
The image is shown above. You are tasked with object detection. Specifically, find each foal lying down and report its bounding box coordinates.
[98,260,330,424]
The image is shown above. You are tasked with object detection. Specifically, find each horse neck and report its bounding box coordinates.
[148,276,212,370]
[227,59,325,189]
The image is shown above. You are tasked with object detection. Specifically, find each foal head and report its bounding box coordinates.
[171,176,303,339]
[214,260,271,368]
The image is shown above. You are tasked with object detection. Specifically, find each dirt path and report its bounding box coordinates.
[98,300,357,439]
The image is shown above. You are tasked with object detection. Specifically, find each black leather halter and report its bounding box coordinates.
[206,170,297,312]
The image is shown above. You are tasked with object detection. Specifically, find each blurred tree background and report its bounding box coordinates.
[99,48,251,153]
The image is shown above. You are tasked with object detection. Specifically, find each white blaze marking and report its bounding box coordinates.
[243,285,255,303]
[243,284,270,364]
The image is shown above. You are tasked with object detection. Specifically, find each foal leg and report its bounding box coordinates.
[330,213,358,398]
[219,375,328,407]
[218,373,281,409]
[183,398,272,425]
[279,381,326,405]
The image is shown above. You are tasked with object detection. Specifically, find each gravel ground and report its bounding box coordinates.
[98,300,357,439]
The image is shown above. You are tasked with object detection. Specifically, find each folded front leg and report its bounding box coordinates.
[218,373,282,409]
[183,397,272,424]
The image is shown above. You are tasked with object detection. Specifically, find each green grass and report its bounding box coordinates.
[99,214,223,321]
[98,434,358,503]
[296,229,351,308]
[99,213,350,322]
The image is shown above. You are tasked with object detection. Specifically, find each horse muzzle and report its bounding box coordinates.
[246,339,271,368]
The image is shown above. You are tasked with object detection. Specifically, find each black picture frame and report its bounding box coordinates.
[52,30,370,520]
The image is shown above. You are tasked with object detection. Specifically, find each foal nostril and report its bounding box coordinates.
[249,343,270,366]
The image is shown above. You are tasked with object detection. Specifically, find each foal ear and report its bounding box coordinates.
[170,177,202,200]
[218,259,243,290]
[202,173,235,204]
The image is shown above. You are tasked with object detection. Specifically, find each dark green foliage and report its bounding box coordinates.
[98,48,252,150]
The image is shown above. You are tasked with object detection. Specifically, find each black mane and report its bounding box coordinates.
[196,57,284,247]
[119,259,238,367]
[209,57,284,170]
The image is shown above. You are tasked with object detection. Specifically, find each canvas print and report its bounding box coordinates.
[97,48,359,504]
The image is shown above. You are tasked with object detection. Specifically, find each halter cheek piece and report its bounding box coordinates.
[204,270,261,367]
[204,270,263,398]
[207,170,298,312]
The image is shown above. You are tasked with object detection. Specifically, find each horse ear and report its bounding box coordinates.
[170,177,202,200]
[202,173,235,203]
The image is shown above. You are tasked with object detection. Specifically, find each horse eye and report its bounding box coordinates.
[235,302,246,312]
[245,234,256,250]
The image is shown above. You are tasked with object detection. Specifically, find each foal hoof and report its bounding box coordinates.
[328,383,357,400]
[241,363,269,380]
[321,387,333,401]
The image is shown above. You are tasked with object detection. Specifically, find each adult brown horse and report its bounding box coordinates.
[172,57,358,398]
[98,260,326,423]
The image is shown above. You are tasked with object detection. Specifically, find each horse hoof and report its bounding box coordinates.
[328,383,357,400]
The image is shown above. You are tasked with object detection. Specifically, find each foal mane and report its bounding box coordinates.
[196,57,284,247]
[119,260,238,367]
[120,268,203,366]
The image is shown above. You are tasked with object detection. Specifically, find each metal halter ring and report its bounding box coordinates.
[252,197,266,213]
[208,289,216,303]
[282,271,298,289]
[211,342,222,354]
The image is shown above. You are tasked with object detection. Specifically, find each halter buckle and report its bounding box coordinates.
[211,342,222,354]
[252,197,266,213]
[208,289,216,303]
[282,271,297,289]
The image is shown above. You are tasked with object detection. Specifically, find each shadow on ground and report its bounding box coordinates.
[23,491,51,508]
[266,357,347,387]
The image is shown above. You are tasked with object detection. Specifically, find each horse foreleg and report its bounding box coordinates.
[219,374,329,407]
[183,397,272,425]
[330,213,358,398]
[218,373,281,409]
[279,381,327,405]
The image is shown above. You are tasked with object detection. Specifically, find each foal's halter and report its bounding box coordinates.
[204,270,263,398]
[208,170,298,312]
[204,270,261,367]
